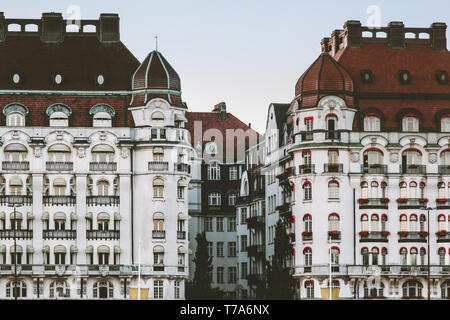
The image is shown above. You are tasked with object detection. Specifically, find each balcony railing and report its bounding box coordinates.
[154,264,165,271]
[247,244,265,258]
[359,231,389,242]
[0,229,33,239]
[276,167,295,182]
[46,162,73,171]
[302,232,313,241]
[43,230,76,240]
[298,164,315,174]
[152,230,166,239]
[328,231,341,241]
[325,131,341,140]
[2,161,29,170]
[324,163,343,173]
[361,164,387,174]
[86,230,120,240]
[0,195,32,206]
[177,231,186,240]
[400,165,426,174]
[43,196,76,206]
[300,132,313,141]
[86,196,119,206]
[175,163,190,173]
[438,165,450,175]
[358,198,389,209]
[398,231,427,243]
[148,161,169,171]
[90,162,117,171]
[437,231,450,243]
[396,198,428,208]
[246,215,265,229]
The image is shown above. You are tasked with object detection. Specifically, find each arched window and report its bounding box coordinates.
[402,280,423,298]
[303,247,312,266]
[381,215,388,231]
[153,212,165,233]
[441,281,450,299]
[372,247,379,265]
[361,181,368,199]
[441,115,450,132]
[97,180,109,196]
[6,112,25,127]
[9,176,23,195]
[361,247,369,265]
[4,143,28,162]
[151,111,165,123]
[399,182,407,198]
[438,215,446,232]
[207,162,220,180]
[328,181,339,199]
[438,247,446,265]
[364,280,384,298]
[48,144,71,162]
[400,215,408,232]
[91,144,115,163]
[438,182,446,199]
[97,245,110,265]
[153,246,165,266]
[409,182,418,198]
[6,280,27,298]
[153,178,164,198]
[93,281,114,299]
[208,192,221,206]
[303,215,312,233]
[410,247,418,265]
[403,149,422,166]
[177,179,186,200]
[326,114,337,133]
[420,247,426,265]
[303,182,312,200]
[97,213,110,231]
[370,181,379,198]
[304,280,314,299]
[400,248,407,265]
[49,280,70,298]
[381,247,388,265]
[328,214,339,231]
[50,111,69,127]
[363,149,383,167]
[402,115,419,132]
[371,214,379,232]
[330,247,339,265]
[410,215,418,232]
[381,182,387,198]
[53,212,66,231]
[54,245,67,264]
[420,215,426,232]
[440,150,450,165]
[364,115,380,131]
[89,104,115,128]
[53,178,66,196]
[361,214,369,231]
[419,182,425,199]
[302,150,311,166]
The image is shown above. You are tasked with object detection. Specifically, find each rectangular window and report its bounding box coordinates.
[228,242,236,257]
[217,267,224,283]
[229,166,238,180]
[240,208,247,224]
[207,242,214,257]
[216,217,224,232]
[228,267,237,283]
[228,217,236,232]
[204,217,213,232]
[154,280,163,299]
[151,129,157,139]
[217,242,224,257]
[241,235,247,252]
[174,281,180,299]
[241,262,247,279]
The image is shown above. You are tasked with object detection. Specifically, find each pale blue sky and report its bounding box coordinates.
[2,0,450,132]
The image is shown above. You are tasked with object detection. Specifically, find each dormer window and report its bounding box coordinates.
[436,70,448,84]
[441,115,450,132]
[151,111,165,124]
[3,104,29,127]
[363,114,380,131]
[89,104,115,128]
[46,104,72,127]
[402,115,419,132]
[360,69,373,83]
[398,70,411,84]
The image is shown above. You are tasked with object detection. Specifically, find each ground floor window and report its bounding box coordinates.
[6,280,27,298]
[93,281,114,299]
[154,280,163,299]
[402,280,422,298]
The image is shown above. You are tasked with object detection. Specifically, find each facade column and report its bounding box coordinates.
[119,174,132,264]
[76,174,87,264]
[32,174,43,264]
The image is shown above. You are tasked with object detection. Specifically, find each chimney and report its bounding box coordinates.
[331,29,343,56]
[321,37,330,53]
[248,123,251,128]
[213,102,227,121]
[0,12,5,42]
[431,22,447,50]
[388,21,405,49]
[99,13,120,43]
[343,20,362,48]
[41,12,64,43]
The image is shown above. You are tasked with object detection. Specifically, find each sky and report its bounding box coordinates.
[2,0,450,133]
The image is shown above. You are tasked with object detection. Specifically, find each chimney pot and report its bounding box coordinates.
[99,13,120,43]
[0,12,5,42]
[343,20,362,48]
[388,21,405,49]
[321,37,330,53]
[331,29,343,56]
[41,12,64,43]
[431,22,447,50]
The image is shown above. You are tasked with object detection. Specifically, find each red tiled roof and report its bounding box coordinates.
[185,111,261,163]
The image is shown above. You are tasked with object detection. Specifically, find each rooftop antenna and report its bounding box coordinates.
[155,35,158,51]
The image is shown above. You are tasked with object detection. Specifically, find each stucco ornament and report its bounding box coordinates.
[34,147,41,158]
[390,152,399,163]
[99,265,109,277]
[56,264,66,276]
[350,152,360,162]
[429,153,437,164]
[77,147,85,158]
[121,147,129,159]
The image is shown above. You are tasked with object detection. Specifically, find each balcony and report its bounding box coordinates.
[298,164,315,174]
[438,165,450,175]
[236,195,251,205]
[0,229,33,239]
[175,163,190,173]
[398,231,427,243]
[328,231,341,241]
[246,215,265,229]
[86,196,119,206]
[43,230,76,240]
[400,164,426,175]
[154,264,165,272]
[359,231,389,242]
[46,162,73,171]
[276,167,295,182]
[358,198,389,209]
[361,164,387,174]
[247,244,265,258]
[0,195,33,206]
[148,161,168,171]
[90,162,117,172]
[177,231,186,240]
[396,198,428,209]
[324,163,343,173]
[2,161,29,171]
[436,231,450,243]
[325,131,341,140]
[436,198,450,209]
[152,230,166,239]
[246,273,265,286]
[43,196,76,206]
[300,132,313,142]
[86,230,120,240]
[302,232,313,241]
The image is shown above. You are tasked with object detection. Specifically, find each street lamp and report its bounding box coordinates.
[8,195,24,301]
[421,206,436,301]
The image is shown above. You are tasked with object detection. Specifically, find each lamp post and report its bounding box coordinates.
[9,196,23,301]
[421,206,436,300]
